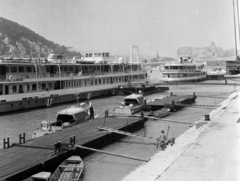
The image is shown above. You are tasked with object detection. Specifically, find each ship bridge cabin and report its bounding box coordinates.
[0,54,144,95]
[82,52,110,64]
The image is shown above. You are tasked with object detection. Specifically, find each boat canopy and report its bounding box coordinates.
[124,94,144,105]
[56,107,86,123]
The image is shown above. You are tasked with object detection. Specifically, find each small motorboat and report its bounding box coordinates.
[32,105,89,138]
[50,155,84,181]
[114,93,145,115]
[145,108,170,118]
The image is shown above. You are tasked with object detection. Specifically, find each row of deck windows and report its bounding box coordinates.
[162,72,205,78]
[3,65,140,74]
[0,74,141,95]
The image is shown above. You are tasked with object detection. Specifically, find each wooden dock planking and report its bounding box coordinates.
[0,116,142,180]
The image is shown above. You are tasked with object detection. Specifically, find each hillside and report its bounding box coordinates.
[0,17,82,58]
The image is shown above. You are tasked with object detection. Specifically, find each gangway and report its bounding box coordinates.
[97,126,156,140]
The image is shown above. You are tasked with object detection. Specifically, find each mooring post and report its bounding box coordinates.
[19,134,21,144]
[73,135,76,145]
[70,135,76,146]
[54,142,57,154]
[58,141,61,152]
[70,136,73,146]
[23,133,26,143]
[103,110,108,127]
[19,133,26,144]
[3,137,10,149]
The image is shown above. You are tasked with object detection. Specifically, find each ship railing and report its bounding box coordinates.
[160,69,204,73]
[1,70,146,81]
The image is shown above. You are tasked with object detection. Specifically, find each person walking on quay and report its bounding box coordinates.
[156,130,167,152]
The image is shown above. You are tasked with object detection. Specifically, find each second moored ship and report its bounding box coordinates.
[159,57,206,82]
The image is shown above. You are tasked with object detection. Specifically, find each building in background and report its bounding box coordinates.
[177,42,225,59]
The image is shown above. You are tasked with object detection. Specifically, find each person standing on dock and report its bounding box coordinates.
[89,102,95,120]
[156,130,167,152]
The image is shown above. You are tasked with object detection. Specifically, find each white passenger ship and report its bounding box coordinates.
[0,45,146,113]
[159,57,206,82]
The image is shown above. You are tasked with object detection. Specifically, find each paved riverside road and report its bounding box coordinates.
[122,90,240,181]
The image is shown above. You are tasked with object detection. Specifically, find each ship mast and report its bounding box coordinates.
[233,0,238,59]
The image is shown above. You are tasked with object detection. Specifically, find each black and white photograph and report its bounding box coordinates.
[0,0,239,181]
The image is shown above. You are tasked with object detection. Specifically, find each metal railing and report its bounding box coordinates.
[0,70,145,82]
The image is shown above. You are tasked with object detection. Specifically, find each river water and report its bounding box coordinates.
[0,69,239,181]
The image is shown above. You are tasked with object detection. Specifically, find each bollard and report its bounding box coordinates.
[54,142,57,154]
[204,114,210,121]
[58,141,61,152]
[70,135,76,146]
[19,133,26,144]
[23,133,26,143]
[70,136,73,146]
[72,135,76,144]
[3,137,10,149]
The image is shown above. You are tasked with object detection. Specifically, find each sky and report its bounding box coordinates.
[0,0,237,57]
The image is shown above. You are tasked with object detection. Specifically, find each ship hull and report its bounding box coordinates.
[0,89,114,114]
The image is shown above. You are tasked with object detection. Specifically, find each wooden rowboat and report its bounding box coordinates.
[50,156,84,181]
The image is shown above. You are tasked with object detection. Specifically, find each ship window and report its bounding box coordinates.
[99,79,101,84]
[49,83,52,89]
[18,67,25,73]
[13,85,17,92]
[105,53,109,57]
[27,84,30,91]
[10,67,17,73]
[85,53,89,57]
[26,66,32,72]
[89,53,93,57]
[64,66,68,71]
[98,53,102,57]
[94,53,98,57]
[95,80,97,84]
[6,67,9,73]
[68,81,71,87]
[42,83,46,90]
[32,84,37,90]
[69,66,73,71]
